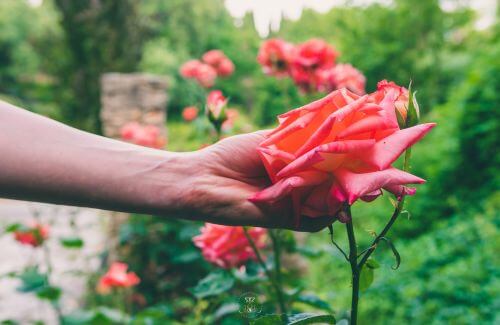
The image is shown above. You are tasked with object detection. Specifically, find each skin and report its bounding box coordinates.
[0,100,334,232]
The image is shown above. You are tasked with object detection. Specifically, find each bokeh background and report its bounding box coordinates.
[0,0,498,324]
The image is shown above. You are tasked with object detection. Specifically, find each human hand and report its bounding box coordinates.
[187,131,335,232]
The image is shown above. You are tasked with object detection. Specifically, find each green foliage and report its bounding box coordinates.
[190,270,235,299]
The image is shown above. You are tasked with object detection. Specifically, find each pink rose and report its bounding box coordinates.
[179,59,217,88]
[292,38,338,71]
[97,262,140,294]
[14,222,49,247]
[120,122,166,149]
[250,86,435,226]
[202,50,235,77]
[193,224,267,269]
[318,64,366,95]
[257,39,294,77]
[182,106,199,122]
[179,59,203,78]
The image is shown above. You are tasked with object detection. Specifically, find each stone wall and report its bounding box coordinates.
[100,73,168,139]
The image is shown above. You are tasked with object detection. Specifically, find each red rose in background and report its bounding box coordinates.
[318,64,366,95]
[97,262,140,294]
[257,38,294,77]
[179,59,217,88]
[120,122,166,149]
[179,59,203,78]
[250,86,435,226]
[14,222,49,247]
[193,224,267,269]
[202,50,235,77]
[182,106,199,122]
[289,39,339,93]
[292,38,338,70]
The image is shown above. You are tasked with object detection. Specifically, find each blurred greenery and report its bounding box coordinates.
[0,0,498,323]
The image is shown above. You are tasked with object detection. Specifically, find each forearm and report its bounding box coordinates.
[0,101,200,218]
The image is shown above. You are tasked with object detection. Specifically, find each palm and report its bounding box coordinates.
[198,132,335,232]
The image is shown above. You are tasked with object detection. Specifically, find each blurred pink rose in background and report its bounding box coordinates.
[97,262,140,294]
[193,224,267,269]
[182,106,199,122]
[257,38,294,77]
[120,122,166,149]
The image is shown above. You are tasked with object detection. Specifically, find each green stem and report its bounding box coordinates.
[269,229,288,317]
[344,206,359,325]
[243,227,287,317]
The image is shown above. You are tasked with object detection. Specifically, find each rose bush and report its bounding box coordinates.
[250,83,435,225]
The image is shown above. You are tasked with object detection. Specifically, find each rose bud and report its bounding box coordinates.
[206,90,228,133]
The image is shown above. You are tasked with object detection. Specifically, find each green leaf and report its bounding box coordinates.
[296,294,333,312]
[5,223,22,233]
[36,285,61,301]
[380,237,401,269]
[366,258,380,269]
[296,246,322,258]
[250,314,285,325]
[17,267,48,293]
[406,84,420,128]
[189,270,234,299]
[287,313,336,324]
[359,266,374,291]
[60,236,84,249]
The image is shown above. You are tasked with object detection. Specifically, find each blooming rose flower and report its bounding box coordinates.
[372,80,410,122]
[257,39,294,77]
[97,262,140,294]
[179,59,203,78]
[250,86,435,225]
[182,106,199,122]
[193,224,267,269]
[289,39,339,93]
[202,50,235,77]
[14,222,49,247]
[179,59,217,88]
[120,122,166,149]
[217,58,235,77]
[318,64,366,95]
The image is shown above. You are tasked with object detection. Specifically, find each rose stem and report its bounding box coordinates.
[242,227,287,317]
[346,147,413,324]
[269,229,288,318]
[344,205,359,325]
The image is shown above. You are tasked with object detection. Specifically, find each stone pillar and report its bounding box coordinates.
[100,73,168,139]
[99,73,168,254]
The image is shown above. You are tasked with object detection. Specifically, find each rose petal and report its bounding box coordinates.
[358,123,436,170]
[334,167,425,204]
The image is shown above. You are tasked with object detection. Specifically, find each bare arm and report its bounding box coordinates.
[0,101,333,231]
